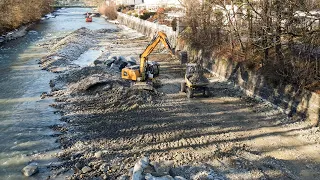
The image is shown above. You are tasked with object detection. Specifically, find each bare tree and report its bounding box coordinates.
[181,0,319,90]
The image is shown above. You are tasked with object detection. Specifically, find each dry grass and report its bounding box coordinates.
[0,0,53,34]
[98,2,117,20]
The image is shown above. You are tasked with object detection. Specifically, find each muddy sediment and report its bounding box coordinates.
[37,25,320,180]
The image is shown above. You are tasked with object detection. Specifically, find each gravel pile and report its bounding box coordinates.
[39,27,119,72]
[127,157,225,180]
[188,73,209,84]
[49,66,112,91]
[50,65,161,114]
[52,154,226,180]
[39,27,96,72]
[187,67,209,84]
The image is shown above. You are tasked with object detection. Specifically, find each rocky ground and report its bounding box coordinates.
[35,24,320,180]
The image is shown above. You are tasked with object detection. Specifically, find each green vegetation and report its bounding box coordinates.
[0,0,54,34]
[139,12,156,20]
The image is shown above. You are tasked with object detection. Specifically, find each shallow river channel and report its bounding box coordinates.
[0,8,116,179]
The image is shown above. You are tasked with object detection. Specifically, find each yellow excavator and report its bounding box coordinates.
[121,31,175,90]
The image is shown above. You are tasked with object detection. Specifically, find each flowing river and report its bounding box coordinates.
[0,8,117,179]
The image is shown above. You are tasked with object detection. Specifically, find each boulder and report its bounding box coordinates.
[94,60,104,66]
[118,56,126,62]
[95,151,103,159]
[119,61,128,70]
[105,59,115,66]
[145,173,174,180]
[75,162,83,171]
[82,166,92,173]
[150,161,173,177]
[127,61,137,66]
[191,171,215,180]
[117,175,130,180]
[174,176,187,180]
[99,163,109,172]
[22,163,38,177]
[107,55,117,60]
[133,157,150,180]
[28,30,38,35]
[126,56,137,62]
[110,63,120,72]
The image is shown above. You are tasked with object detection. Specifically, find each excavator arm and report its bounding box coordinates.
[139,31,174,81]
[121,31,174,83]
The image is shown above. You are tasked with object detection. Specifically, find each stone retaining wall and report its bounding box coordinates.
[117,13,320,126]
[204,57,320,126]
[117,13,178,47]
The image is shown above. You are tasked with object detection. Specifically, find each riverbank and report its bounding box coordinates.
[0,12,57,44]
[0,8,120,179]
[35,23,320,180]
[0,0,53,35]
[0,24,31,44]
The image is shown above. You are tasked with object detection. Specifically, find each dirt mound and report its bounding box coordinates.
[111,87,160,111]
[187,66,209,84]
[50,65,161,113]
[50,66,113,91]
[64,83,161,113]
[188,73,209,84]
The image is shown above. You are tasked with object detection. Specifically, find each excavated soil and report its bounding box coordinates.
[40,26,320,180]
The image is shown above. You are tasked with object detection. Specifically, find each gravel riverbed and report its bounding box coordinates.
[35,25,320,180]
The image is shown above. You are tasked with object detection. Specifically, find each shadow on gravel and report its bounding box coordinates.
[52,59,319,179]
[56,79,316,179]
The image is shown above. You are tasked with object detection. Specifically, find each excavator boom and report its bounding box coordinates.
[121,31,175,83]
[139,31,174,80]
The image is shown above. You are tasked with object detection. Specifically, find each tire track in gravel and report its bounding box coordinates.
[51,28,320,180]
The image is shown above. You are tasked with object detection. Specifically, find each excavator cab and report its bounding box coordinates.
[146,61,160,79]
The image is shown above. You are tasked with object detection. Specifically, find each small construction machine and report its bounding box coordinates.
[86,17,92,22]
[121,31,174,90]
[181,63,210,98]
[85,13,92,22]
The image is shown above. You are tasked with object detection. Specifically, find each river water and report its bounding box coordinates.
[0,8,117,179]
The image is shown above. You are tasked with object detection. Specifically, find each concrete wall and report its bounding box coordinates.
[117,12,320,126]
[117,13,178,47]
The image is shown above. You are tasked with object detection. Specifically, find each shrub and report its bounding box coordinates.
[117,5,125,12]
[139,12,156,20]
[99,2,117,20]
[171,18,177,31]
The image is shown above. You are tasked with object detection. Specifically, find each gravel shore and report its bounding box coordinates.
[36,25,320,180]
